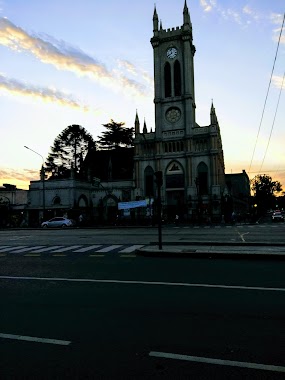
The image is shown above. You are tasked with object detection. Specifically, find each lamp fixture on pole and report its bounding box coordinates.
[24,146,45,220]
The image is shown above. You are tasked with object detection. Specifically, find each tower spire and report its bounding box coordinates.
[153,5,159,33]
[135,110,140,135]
[183,0,191,30]
[143,118,147,134]
[210,101,218,125]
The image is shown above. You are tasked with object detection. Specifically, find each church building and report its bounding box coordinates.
[134,1,226,222]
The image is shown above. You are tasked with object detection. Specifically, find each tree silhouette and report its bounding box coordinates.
[98,120,134,149]
[45,124,96,179]
[251,174,282,214]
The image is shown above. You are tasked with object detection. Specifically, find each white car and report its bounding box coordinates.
[41,217,75,228]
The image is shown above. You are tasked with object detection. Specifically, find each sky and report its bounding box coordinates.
[0,0,284,190]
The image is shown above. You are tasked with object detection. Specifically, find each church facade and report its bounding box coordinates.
[134,2,226,222]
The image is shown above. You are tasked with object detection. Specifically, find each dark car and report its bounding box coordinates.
[271,211,284,222]
[41,217,75,228]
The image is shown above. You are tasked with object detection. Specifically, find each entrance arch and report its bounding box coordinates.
[165,161,185,219]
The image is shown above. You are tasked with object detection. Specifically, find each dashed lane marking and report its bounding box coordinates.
[149,351,285,373]
[120,254,136,258]
[89,254,105,258]
[0,333,71,346]
[24,254,41,257]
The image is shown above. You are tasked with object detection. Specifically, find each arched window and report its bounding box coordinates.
[164,62,171,98]
[174,61,181,96]
[53,196,61,205]
[197,162,208,195]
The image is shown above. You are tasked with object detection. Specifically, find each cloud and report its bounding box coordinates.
[0,17,150,97]
[199,0,215,13]
[0,167,39,182]
[0,73,92,111]
[117,59,154,87]
[272,75,285,90]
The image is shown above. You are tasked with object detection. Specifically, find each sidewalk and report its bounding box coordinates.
[137,242,285,259]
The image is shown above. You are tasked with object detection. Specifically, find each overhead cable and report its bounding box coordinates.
[248,12,285,175]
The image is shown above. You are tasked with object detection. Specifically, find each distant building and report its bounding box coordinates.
[225,170,251,219]
[0,183,28,227]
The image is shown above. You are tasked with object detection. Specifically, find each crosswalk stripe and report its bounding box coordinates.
[95,245,123,253]
[29,246,64,253]
[51,245,82,253]
[11,246,45,253]
[0,246,28,252]
[73,245,102,252]
[119,245,144,253]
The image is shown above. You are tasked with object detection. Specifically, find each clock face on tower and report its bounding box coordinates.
[166,107,181,123]
[166,47,178,59]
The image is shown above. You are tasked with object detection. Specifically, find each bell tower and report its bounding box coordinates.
[134,1,226,222]
[151,1,196,139]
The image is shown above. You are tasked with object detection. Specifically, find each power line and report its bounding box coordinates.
[258,70,285,174]
[248,12,285,174]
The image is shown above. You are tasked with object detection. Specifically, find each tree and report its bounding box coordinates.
[45,124,96,179]
[251,174,282,214]
[98,119,134,150]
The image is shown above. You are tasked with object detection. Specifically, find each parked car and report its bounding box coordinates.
[41,217,75,228]
[271,211,284,222]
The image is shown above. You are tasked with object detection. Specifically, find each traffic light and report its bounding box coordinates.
[154,171,163,187]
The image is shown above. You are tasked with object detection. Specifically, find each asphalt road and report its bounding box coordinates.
[1,244,285,379]
[0,221,284,246]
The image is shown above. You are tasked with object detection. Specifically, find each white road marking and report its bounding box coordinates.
[11,246,45,253]
[95,245,122,252]
[0,333,71,346]
[0,276,284,292]
[238,232,249,243]
[72,245,102,252]
[0,246,28,252]
[29,246,64,253]
[149,351,285,373]
[119,245,144,253]
[51,245,82,253]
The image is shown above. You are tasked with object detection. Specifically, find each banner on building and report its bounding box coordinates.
[118,200,147,210]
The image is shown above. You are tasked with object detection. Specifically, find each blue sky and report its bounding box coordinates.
[0,0,284,190]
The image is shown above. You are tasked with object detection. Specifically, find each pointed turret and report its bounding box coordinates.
[210,101,218,125]
[135,110,140,135]
[143,118,147,134]
[183,0,191,28]
[153,5,159,34]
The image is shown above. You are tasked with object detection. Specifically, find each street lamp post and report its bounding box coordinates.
[24,146,45,221]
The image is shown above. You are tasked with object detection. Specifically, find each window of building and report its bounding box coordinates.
[164,62,171,98]
[197,162,208,195]
[174,60,181,96]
